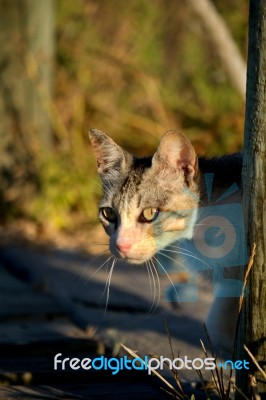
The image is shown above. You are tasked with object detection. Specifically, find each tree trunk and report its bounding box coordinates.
[0,0,54,168]
[237,0,266,397]
[0,0,54,220]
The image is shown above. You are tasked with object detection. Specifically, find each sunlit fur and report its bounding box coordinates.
[89,129,243,351]
[90,129,200,264]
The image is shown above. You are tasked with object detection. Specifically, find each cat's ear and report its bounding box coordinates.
[89,129,131,179]
[152,131,198,186]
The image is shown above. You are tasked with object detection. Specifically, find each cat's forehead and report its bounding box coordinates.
[114,165,150,210]
[101,153,191,211]
[112,163,172,210]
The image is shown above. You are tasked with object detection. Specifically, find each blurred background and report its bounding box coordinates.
[0,0,248,243]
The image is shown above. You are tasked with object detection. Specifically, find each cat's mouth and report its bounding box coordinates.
[114,250,152,265]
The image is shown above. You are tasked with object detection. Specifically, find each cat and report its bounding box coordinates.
[89,128,245,353]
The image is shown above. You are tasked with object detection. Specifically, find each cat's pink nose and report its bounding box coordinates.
[116,241,132,254]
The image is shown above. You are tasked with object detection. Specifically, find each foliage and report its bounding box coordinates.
[28,153,99,230]
[1,0,248,231]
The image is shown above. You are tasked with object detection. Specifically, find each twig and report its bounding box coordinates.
[199,339,220,395]
[203,324,224,398]
[229,379,251,400]
[244,345,266,381]
[185,0,246,98]
[248,374,261,400]
[160,387,178,398]
[226,243,256,398]
[165,319,185,395]
[195,368,210,399]
[238,243,257,314]
[120,343,182,398]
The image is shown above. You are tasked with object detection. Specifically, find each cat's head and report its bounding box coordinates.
[89,129,200,264]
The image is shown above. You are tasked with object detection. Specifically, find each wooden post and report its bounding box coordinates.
[237,0,266,396]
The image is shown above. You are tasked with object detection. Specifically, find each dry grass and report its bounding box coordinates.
[1,0,248,232]
[121,243,261,400]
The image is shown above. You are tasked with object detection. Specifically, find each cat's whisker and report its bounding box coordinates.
[167,244,195,255]
[146,260,157,317]
[145,261,153,303]
[105,257,117,312]
[94,179,114,198]
[93,180,102,189]
[154,255,180,303]
[145,261,155,317]
[85,255,113,299]
[161,248,212,270]
[148,257,161,316]
[103,188,113,199]
[77,180,103,196]
[102,185,114,199]
[81,250,111,282]
[98,256,115,304]
[150,256,161,315]
[83,243,109,263]
[158,251,190,272]
[70,249,110,285]
[93,180,105,193]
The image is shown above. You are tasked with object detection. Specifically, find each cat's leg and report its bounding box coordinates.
[206,293,239,355]
[206,263,245,354]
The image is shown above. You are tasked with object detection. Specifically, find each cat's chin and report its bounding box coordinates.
[118,255,152,265]
[126,258,149,265]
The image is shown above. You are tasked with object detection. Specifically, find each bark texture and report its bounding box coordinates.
[237,0,266,396]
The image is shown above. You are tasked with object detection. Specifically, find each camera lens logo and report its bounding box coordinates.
[189,173,248,269]
[160,173,248,302]
[193,215,236,259]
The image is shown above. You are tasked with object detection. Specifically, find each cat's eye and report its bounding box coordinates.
[140,207,159,223]
[100,207,117,223]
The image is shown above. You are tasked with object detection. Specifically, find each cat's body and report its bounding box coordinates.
[199,154,242,189]
[89,129,243,353]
